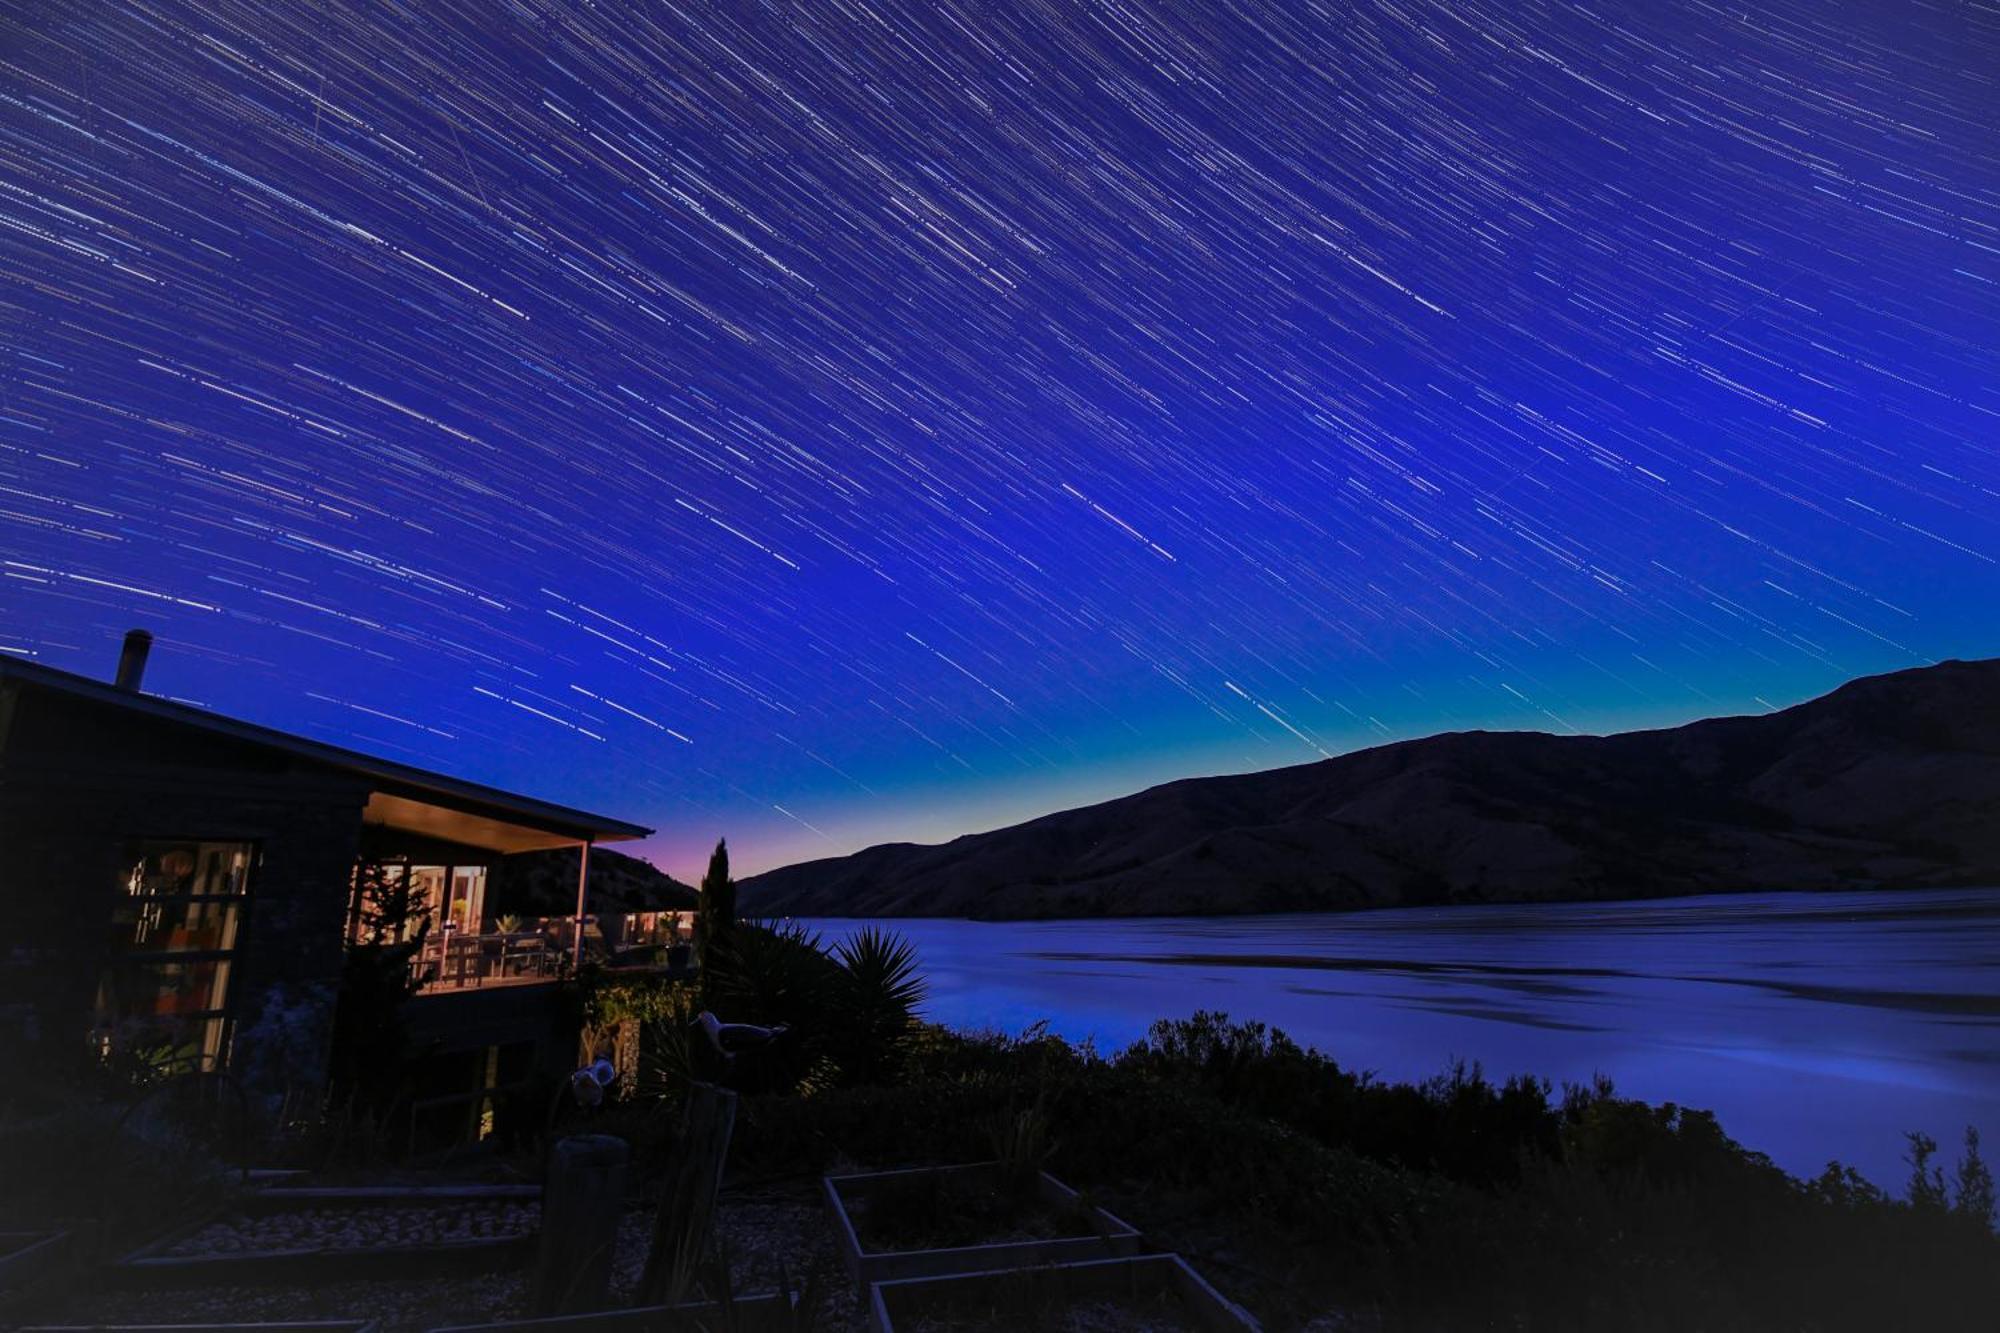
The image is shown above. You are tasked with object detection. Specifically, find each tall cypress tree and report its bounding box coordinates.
[696,838,734,962]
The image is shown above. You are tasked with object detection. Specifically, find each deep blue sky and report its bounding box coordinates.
[2,1,1995,878]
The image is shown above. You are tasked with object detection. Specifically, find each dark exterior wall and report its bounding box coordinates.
[0,679,368,1102]
[403,981,571,1057]
[401,977,580,1155]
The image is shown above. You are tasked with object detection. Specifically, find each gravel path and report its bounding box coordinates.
[162,1202,541,1255]
[610,1188,865,1328]
[55,1184,867,1333]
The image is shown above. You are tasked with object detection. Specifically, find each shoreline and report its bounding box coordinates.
[777,879,2000,924]
[799,886,2000,1189]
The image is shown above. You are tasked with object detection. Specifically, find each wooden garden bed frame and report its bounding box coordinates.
[867,1252,1260,1333]
[823,1162,1141,1292]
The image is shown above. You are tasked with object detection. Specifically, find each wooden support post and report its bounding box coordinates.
[636,1082,739,1305]
[531,1133,630,1316]
[572,839,593,975]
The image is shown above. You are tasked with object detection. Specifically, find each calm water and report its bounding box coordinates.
[805,887,2000,1187]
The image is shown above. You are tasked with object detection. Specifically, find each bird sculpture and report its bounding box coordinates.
[566,1057,618,1109]
[693,1009,789,1063]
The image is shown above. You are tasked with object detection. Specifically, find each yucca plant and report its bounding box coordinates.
[687,921,926,1093]
[831,927,926,1085]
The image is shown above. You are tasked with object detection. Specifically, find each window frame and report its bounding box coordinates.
[97,835,261,1075]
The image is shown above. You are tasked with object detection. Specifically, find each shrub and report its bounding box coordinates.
[0,1096,235,1247]
[1118,1011,1570,1187]
[813,1018,2000,1330]
[576,924,934,1150]
[596,1001,2000,1330]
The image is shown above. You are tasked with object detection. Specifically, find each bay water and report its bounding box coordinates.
[807,887,2000,1187]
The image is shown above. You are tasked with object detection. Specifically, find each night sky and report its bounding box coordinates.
[2,1,1995,878]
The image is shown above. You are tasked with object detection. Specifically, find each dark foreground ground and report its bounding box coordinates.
[10,1012,1999,1332]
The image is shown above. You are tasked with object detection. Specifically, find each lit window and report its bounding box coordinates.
[93,839,254,1075]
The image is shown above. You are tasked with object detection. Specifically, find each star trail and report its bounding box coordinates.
[1,0,1995,876]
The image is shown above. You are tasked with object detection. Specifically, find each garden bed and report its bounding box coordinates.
[1,1229,75,1274]
[824,1164,1139,1292]
[430,1293,797,1333]
[0,1228,87,1312]
[24,1324,378,1333]
[867,1254,1259,1333]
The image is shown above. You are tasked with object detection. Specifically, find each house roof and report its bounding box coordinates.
[0,654,652,851]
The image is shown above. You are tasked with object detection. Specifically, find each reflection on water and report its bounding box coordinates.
[804,887,2000,1187]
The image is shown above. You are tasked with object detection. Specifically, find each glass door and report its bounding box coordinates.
[446,866,487,934]
[95,839,254,1074]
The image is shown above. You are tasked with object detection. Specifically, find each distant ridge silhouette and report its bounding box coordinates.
[740,659,2000,920]
[488,844,698,918]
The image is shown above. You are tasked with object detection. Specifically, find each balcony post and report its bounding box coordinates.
[572,838,592,975]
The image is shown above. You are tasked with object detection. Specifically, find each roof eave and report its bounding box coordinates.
[0,657,652,844]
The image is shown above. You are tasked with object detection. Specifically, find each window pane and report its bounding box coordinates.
[112,896,242,953]
[98,839,252,1075]
[447,866,487,932]
[411,866,447,926]
[124,840,252,897]
[97,958,233,1019]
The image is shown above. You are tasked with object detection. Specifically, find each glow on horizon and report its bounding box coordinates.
[2,3,1994,890]
[643,666,1852,882]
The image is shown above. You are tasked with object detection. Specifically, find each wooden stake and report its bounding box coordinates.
[531,1133,630,1315]
[636,1082,739,1305]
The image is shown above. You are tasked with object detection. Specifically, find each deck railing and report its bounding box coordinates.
[413,931,558,991]
[408,927,696,992]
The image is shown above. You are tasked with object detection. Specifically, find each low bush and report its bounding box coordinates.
[1118,1010,1572,1188]
[581,935,2000,1331]
[0,1097,233,1248]
[753,1011,2000,1330]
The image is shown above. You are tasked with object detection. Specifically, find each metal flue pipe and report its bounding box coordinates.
[114,628,152,691]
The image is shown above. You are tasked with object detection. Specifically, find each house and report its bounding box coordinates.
[0,630,656,1143]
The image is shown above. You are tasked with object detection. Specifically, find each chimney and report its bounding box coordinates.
[114,629,152,692]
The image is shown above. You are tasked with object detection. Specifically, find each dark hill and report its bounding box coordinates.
[739,658,2000,919]
[488,845,697,919]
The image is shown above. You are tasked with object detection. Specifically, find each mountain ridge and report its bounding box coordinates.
[488,844,698,919]
[739,658,2000,919]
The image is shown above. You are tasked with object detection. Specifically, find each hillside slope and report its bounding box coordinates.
[740,659,2000,919]
[488,845,698,918]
